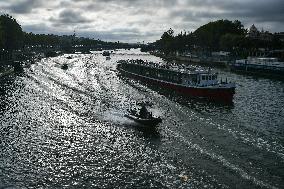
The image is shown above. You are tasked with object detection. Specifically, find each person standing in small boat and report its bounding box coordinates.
[139,105,151,118]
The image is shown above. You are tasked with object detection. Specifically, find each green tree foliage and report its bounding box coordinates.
[23,32,138,50]
[219,33,245,51]
[0,14,23,51]
[24,32,60,47]
[157,28,175,55]
[153,19,284,55]
[154,19,248,54]
[194,19,246,50]
[172,31,192,53]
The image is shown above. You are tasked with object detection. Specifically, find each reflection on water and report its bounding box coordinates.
[0,49,283,189]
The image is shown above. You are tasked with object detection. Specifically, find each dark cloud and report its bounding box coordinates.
[78,29,161,42]
[169,0,284,32]
[215,0,284,23]
[22,22,81,37]
[4,0,43,13]
[70,0,177,8]
[2,0,284,42]
[49,9,91,26]
[170,0,284,20]
[22,23,52,34]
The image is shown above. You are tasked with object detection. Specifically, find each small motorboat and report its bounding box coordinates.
[102,51,110,56]
[61,63,68,70]
[125,106,162,127]
[125,114,162,127]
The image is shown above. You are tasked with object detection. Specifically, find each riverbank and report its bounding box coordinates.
[150,51,232,68]
[151,51,284,80]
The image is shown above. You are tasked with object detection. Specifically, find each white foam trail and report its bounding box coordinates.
[101,110,136,126]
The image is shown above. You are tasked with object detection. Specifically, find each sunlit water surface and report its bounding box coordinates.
[0,49,283,189]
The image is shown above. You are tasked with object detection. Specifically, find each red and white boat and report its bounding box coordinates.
[117,60,236,103]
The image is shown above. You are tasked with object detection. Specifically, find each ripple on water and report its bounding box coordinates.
[1,51,284,188]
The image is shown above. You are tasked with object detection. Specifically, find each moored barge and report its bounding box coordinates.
[231,57,284,77]
[117,60,236,103]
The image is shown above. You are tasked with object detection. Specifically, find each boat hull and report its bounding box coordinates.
[118,67,235,103]
[125,114,162,127]
[230,64,284,78]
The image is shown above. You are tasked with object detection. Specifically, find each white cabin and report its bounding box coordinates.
[198,73,219,86]
[182,73,218,87]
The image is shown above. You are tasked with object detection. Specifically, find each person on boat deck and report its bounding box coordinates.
[139,105,150,118]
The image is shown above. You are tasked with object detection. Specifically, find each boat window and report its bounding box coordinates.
[202,75,205,80]
[206,76,208,80]
[209,76,211,80]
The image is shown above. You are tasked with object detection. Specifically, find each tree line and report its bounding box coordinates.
[0,14,139,54]
[1,14,283,57]
[0,14,23,51]
[152,19,283,56]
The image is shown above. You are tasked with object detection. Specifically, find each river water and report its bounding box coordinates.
[0,49,283,189]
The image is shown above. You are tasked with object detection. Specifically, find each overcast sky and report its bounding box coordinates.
[1,0,284,42]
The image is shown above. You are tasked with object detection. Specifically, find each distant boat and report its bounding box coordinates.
[61,63,68,70]
[106,56,111,60]
[102,51,110,56]
[117,60,236,103]
[81,50,92,54]
[45,51,58,57]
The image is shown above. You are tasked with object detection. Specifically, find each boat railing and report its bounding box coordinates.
[119,59,216,75]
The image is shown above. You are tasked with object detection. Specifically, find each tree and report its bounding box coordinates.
[158,28,175,55]
[0,14,23,51]
[220,33,245,51]
[194,19,246,50]
[233,20,246,34]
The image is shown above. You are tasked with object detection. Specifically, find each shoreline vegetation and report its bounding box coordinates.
[1,14,283,78]
[0,14,143,76]
[145,20,284,79]
[144,20,284,59]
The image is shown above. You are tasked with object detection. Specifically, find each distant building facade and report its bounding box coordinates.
[247,24,259,38]
[275,32,284,42]
[247,24,273,41]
